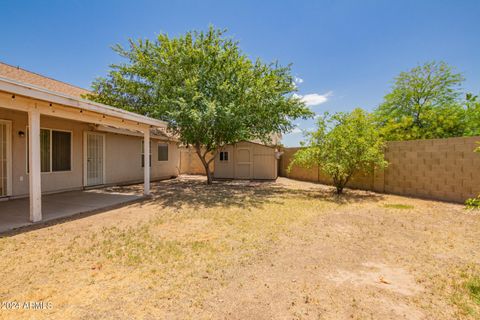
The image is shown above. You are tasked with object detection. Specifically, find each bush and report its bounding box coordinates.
[289,108,387,194]
[466,196,480,210]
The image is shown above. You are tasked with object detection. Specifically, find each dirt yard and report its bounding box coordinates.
[0,175,479,319]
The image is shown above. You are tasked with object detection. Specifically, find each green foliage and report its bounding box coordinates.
[465,94,480,136]
[289,108,387,194]
[467,276,480,305]
[85,27,312,183]
[374,61,471,141]
[466,197,480,209]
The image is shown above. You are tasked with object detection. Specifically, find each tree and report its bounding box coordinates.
[465,93,480,136]
[289,108,387,194]
[374,61,466,141]
[85,27,312,183]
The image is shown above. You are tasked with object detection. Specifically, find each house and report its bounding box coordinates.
[0,62,180,223]
[213,141,279,180]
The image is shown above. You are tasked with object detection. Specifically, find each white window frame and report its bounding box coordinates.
[26,126,73,174]
[219,151,229,162]
[157,142,169,162]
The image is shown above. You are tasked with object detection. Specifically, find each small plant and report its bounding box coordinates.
[466,276,480,305]
[383,203,414,210]
[466,196,480,209]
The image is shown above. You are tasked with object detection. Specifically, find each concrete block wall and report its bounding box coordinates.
[179,147,214,175]
[382,137,480,203]
[280,136,480,203]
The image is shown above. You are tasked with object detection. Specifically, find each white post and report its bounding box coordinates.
[143,127,150,195]
[28,109,42,222]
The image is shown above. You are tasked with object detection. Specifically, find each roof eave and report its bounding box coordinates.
[0,76,167,128]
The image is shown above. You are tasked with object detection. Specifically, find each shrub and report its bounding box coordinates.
[289,108,387,194]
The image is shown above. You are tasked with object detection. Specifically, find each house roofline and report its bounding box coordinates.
[0,61,90,93]
[0,76,167,128]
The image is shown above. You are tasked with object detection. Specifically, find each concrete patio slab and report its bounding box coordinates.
[0,188,144,234]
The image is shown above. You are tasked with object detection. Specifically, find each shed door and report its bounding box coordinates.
[235,147,252,179]
[0,120,12,196]
[85,132,105,186]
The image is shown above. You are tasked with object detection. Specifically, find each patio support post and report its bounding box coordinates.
[28,108,42,222]
[143,127,150,195]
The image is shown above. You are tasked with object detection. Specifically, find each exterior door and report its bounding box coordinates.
[84,132,105,186]
[0,120,12,196]
[235,147,253,179]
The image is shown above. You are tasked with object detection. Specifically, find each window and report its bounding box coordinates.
[52,131,72,171]
[141,140,152,167]
[219,151,229,161]
[158,143,168,161]
[27,128,72,173]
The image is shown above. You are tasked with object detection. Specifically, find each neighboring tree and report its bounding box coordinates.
[465,93,480,136]
[374,61,467,141]
[289,108,387,194]
[85,27,312,183]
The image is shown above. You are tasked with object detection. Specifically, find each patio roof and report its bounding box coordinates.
[0,76,167,128]
[0,71,160,223]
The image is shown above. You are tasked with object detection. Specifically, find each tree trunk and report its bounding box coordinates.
[335,185,344,194]
[195,146,214,185]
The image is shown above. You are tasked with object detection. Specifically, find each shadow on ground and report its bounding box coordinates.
[118,175,384,211]
[2,176,384,236]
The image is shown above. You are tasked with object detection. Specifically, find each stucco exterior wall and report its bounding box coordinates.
[0,106,179,198]
[105,133,179,185]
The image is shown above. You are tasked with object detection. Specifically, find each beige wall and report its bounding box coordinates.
[179,147,214,175]
[380,137,479,203]
[105,134,179,185]
[213,145,234,178]
[214,142,278,180]
[0,107,179,197]
[280,136,480,203]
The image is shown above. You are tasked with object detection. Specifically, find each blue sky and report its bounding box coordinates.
[1,0,479,146]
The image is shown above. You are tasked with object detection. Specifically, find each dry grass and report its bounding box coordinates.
[0,175,479,319]
[383,203,415,210]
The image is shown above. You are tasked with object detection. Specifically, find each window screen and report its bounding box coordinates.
[27,129,71,173]
[40,129,50,172]
[52,131,71,171]
[158,143,168,161]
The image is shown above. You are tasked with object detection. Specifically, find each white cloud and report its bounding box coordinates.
[294,91,332,106]
[291,127,302,134]
[294,76,304,84]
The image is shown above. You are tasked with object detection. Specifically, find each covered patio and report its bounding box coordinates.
[0,76,167,226]
[0,186,143,233]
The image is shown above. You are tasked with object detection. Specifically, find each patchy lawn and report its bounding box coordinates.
[0,175,479,319]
